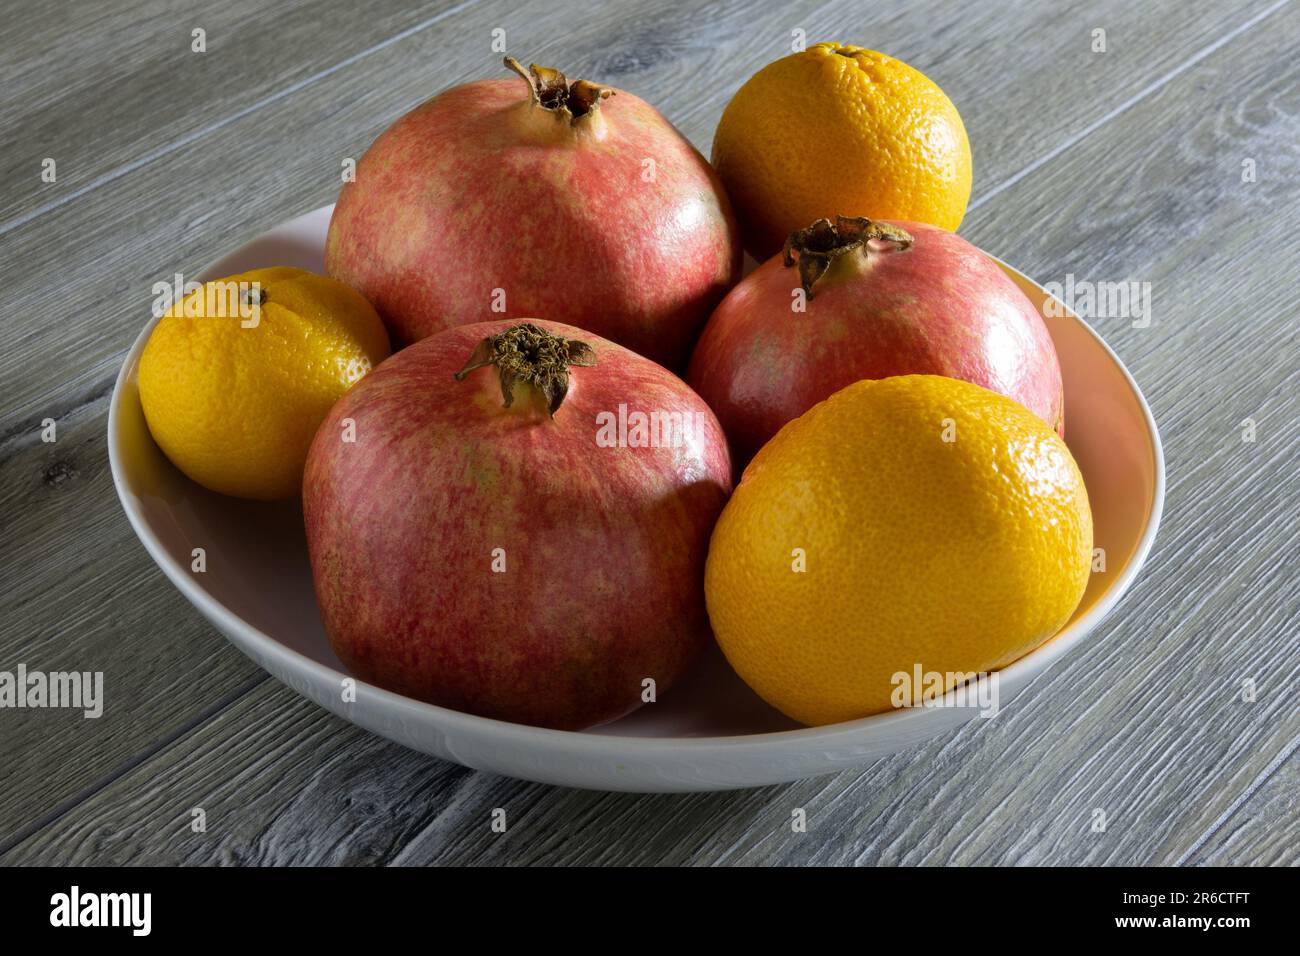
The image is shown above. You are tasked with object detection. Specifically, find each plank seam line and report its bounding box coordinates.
[0,375,116,462]
[0,674,269,861]
[385,767,487,866]
[968,0,1292,213]
[1173,730,1300,866]
[0,0,483,240]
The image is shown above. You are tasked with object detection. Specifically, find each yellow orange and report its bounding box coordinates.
[139,267,390,500]
[705,375,1092,726]
[712,43,972,259]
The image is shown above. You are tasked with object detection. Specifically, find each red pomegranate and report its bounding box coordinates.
[325,58,741,370]
[687,217,1064,464]
[303,320,732,730]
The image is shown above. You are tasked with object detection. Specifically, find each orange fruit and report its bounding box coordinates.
[704,375,1092,726]
[712,43,972,260]
[139,267,390,500]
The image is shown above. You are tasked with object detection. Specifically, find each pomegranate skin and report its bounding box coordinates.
[687,220,1064,464]
[326,72,741,370]
[303,320,732,730]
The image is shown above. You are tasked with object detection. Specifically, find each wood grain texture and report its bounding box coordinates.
[1185,746,1299,866]
[0,0,477,226]
[1,0,1297,865]
[0,397,268,844]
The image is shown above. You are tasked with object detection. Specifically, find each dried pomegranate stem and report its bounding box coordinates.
[504,56,614,123]
[783,216,914,298]
[454,323,596,418]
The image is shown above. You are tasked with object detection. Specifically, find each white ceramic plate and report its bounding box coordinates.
[109,205,1164,792]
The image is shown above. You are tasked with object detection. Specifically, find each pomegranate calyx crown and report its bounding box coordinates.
[454,322,596,418]
[782,216,914,298]
[504,56,614,123]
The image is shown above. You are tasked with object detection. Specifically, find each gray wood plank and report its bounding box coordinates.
[1184,745,1299,866]
[0,0,478,227]
[1,685,474,866]
[0,0,1282,437]
[3,0,1296,865]
[0,395,269,844]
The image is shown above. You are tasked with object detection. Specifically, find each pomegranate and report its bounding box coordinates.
[303,320,732,730]
[325,58,741,370]
[687,216,1064,464]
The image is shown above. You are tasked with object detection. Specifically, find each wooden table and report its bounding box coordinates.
[1,0,1296,866]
